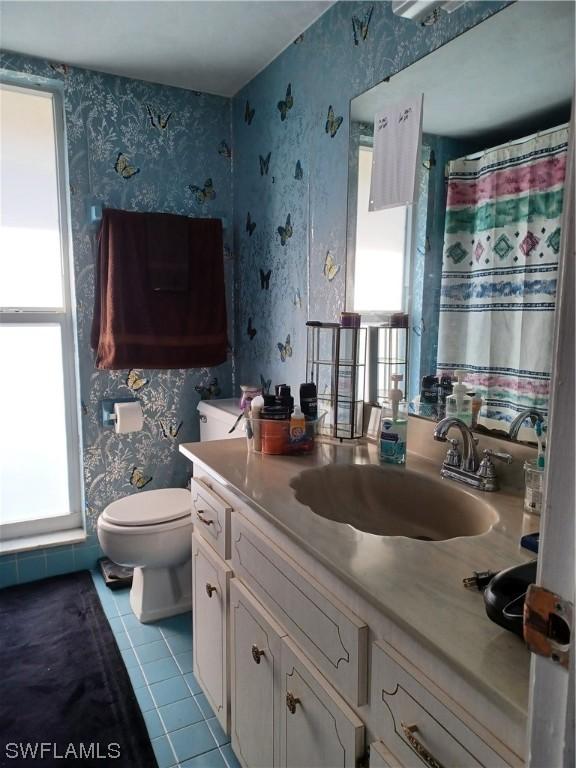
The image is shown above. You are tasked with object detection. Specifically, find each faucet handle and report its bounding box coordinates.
[444,438,461,468]
[482,448,513,464]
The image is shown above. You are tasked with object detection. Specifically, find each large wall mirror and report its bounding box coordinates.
[346,1,574,443]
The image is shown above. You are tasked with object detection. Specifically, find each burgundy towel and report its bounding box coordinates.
[91,208,228,369]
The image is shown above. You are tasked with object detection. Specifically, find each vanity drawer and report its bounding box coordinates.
[192,532,233,733]
[231,514,368,706]
[369,741,403,768]
[372,639,516,768]
[191,477,232,560]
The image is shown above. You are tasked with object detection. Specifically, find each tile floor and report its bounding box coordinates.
[92,571,241,768]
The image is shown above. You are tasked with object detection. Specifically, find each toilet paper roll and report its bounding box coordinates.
[114,401,143,433]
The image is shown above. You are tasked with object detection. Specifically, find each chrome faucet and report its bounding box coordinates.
[433,417,512,491]
[508,409,545,441]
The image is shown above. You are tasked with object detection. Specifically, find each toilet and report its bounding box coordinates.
[97,398,241,623]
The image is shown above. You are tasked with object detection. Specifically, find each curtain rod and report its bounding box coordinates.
[459,122,570,162]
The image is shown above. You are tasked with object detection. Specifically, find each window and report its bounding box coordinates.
[350,145,411,322]
[0,81,82,540]
[349,144,413,402]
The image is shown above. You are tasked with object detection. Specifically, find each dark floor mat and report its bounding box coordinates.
[0,571,157,767]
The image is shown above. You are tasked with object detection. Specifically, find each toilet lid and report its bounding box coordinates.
[101,488,191,526]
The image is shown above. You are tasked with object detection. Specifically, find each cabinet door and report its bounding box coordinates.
[280,638,364,768]
[369,741,403,768]
[192,532,233,733]
[230,580,286,768]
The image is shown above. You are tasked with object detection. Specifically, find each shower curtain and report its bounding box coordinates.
[436,126,568,427]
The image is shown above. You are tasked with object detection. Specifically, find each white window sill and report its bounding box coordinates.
[0,528,87,555]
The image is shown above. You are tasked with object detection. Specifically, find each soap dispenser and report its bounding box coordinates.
[379,374,408,465]
[445,369,472,426]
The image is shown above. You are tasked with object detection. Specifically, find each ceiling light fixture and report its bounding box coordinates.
[392,1,467,25]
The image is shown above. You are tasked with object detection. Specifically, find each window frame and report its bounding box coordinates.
[0,78,83,541]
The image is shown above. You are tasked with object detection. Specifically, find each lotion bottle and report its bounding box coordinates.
[379,375,408,465]
[445,370,472,426]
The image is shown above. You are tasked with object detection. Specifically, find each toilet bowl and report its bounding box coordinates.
[97,488,192,623]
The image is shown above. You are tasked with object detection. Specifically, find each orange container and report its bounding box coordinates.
[261,419,290,454]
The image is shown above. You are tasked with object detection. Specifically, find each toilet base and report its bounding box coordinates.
[129,560,192,623]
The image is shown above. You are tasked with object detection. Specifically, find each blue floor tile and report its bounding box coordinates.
[169,721,217,763]
[152,736,177,768]
[113,590,133,615]
[181,747,227,768]
[107,616,124,634]
[184,672,202,696]
[142,657,181,685]
[174,650,194,674]
[157,613,192,635]
[120,647,139,669]
[143,708,165,740]
[113,632,132,651]
[164,631,193,655]
[206,717,229,747]
[127,665,146,689]
[195,692,216,720]
[125,622,163,647]
[134,685,156,713]
[150,677,192,707]
[221,744,242,768]
[159,697,204,732]
[135,639,172,664]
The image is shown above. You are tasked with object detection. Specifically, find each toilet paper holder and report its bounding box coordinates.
[101,398,139,428]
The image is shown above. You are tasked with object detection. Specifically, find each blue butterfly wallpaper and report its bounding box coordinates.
[0,52,233,584]
[0,0,510,586]
[231,0,509,394]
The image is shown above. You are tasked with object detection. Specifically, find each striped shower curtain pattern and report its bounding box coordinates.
[436,126,568,427]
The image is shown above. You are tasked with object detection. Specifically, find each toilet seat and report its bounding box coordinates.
[101,488,190,527]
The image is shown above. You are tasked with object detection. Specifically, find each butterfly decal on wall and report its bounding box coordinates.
[80,400,88,416]
[246,212,256,236]
[294,160,303,180]
[146,104,172,130]
[278,214,293,246]
[126,369,148,392]
[49,62,69,76]
[245,100,255,125]
[277,335,293,363]
[160,420,183,440]
[325,106,344,138]
[259,152,271,176]
[324,250,341,281]
[293,288,302,308]
[189,178,216,204]
[259,268,271,290]
[277,83,294,121]
[114,152,140,179]
[352,5,374,46]
[247,317,257,341]
[130,467,152,490]
[218,140,232,159]
[260,375,272,395]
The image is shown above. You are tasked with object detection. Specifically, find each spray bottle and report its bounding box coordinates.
[379,374,408,465]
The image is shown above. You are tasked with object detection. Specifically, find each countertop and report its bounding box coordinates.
[179,435,539,725]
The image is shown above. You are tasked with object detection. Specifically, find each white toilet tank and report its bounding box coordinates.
[197,398,243,441]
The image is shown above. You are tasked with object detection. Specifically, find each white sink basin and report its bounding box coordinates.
[290,464,498,541]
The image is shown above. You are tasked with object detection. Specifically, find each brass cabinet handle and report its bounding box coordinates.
[286,691,300,714]
[251,645,265,664]
[196,510,214,526]
[401,723,445,768]
[205,583,217,598]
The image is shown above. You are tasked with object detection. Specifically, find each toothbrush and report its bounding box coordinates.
[535,421,545,469]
